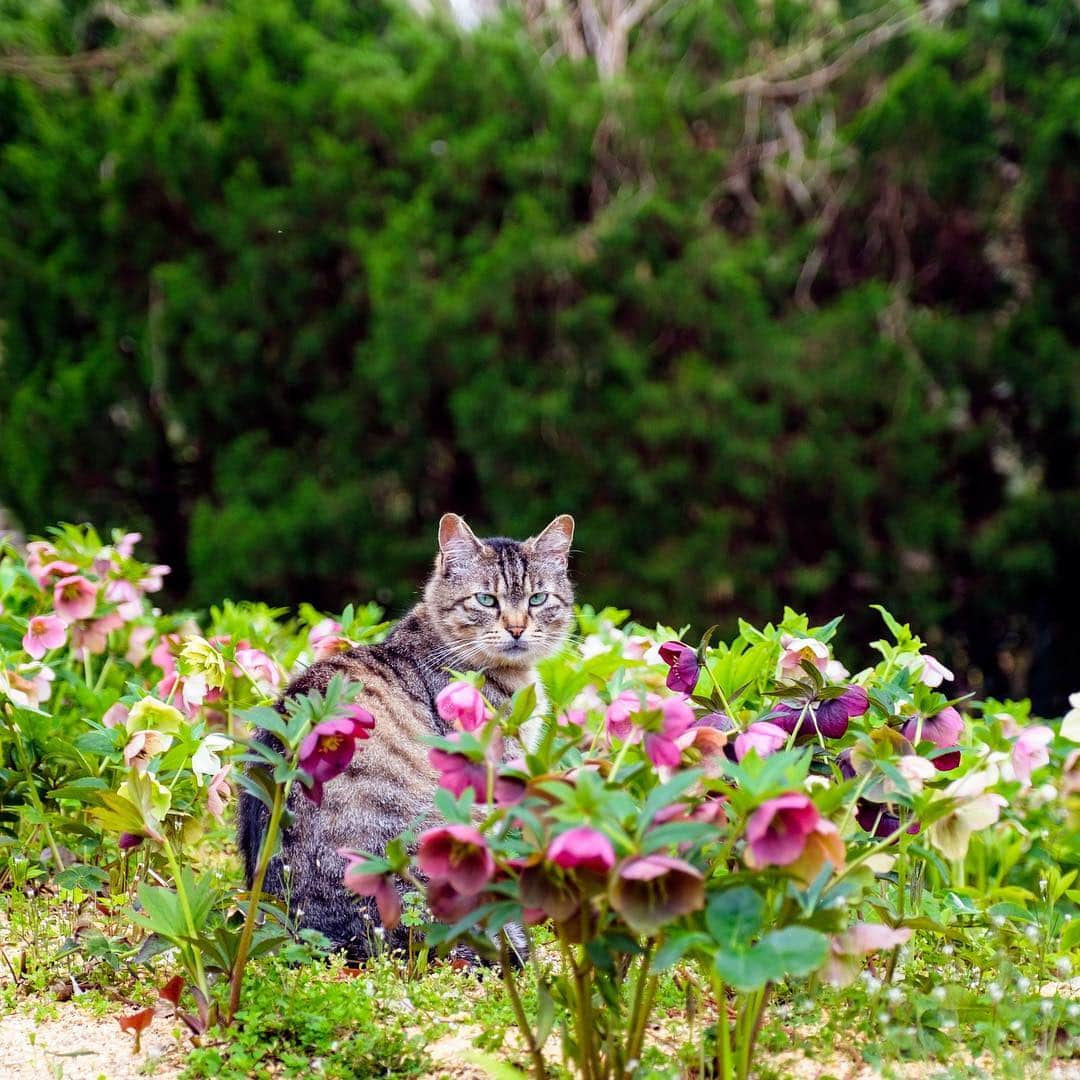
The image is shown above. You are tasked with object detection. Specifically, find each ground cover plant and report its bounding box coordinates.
[1,524,1079,1078]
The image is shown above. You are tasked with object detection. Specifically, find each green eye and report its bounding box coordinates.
[475,593,498,608]
[528,592,548,607]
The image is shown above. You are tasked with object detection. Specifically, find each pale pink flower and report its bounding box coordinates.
[0,665,55,709]
[1011,725,1054,787]
[103,702,129,728]
[1062,693,1080,743]
[138,566,170,593]
[22,615,66,660]
[206,768,232,822]
[902,653,954,688]
[884,754,938,795]
[33,558,79,588]
[234,647,282,690]
[123,728,173,771]
[25,541,57,582]
[115,532,142,558]
[823,923,913,986]
[309,618,342,648]
[53,575,98,623]
[105,579,143,621]
[734,721,789,762]
[312,634,355,661]
[778,635,831,677]
[125,626,155,666]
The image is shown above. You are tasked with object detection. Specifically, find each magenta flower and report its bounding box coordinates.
[744,792,820,868]
[1011,725,1053,787]
[53,574,98,623]
[436,681,490,732]
[151,634,182,676]
[605,690,646,740]
[118,832,143,852]
[658,641,700,694]
[418,824,495,895]
[643,695,697,767]
[548,827,616,874]
[734,721,789,762]
[609,855,705,933]
[427,878,481,923]
[429,735,497,799]
[902,705,963,771]
[297,707,376,805]
[772,685,868,741]
[340,851,402,930]
[22,614,66,660]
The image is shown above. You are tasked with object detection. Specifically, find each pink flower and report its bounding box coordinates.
[151,634,182,675]
[429,737,495,800]
[297,707,376,804]
[903,653,954,688]
[557,708,588,728]
[824,923,913,986]
[34,559,79,588]
[25,541,57,582]
[903,706,964,771]
[744,793,821,868]
[786,818,845,884]
[115,532,142,558]
[609,855,705,933]
[234,647,282,690]
[417,824,495,895]
[734,721,789,762]
[658,641,700,694]
[71,613,124,658]
[309,618,342,648]
[313,635,355,661]
[1011,725,1054,787]
[435,681,490,732]
[427,878,480,922]
[548,827,616,874]
[102,702,129,728]
[22,615,66,660]
[605,690,646,740]
[341,852,402,930]
[206,768,232,822]
[105,579,143,621]
[138,565,170,593]
[643,696,697,768]
[125,626,155,666]
[123,728,173,771]
[53,575,98,622]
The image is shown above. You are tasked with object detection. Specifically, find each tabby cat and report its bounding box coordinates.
[237,513,575,958]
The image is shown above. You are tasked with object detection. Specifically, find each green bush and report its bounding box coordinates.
[0,0,1077,711]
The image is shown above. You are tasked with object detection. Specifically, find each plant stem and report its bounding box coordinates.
[227,779,286,1022]
[11,723,65,873]
[500,935,547,1080]
[624,943,653,1064]
[160,837,210,1003]
[709,970,733,1080]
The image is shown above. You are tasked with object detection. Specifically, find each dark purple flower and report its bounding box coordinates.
[118,832,143,852]
[772,685,868,740]
[609,854,705,934]
[297,706,376,804]
[855,801,920,838]
[902,706,963,771]
[519,863,581,922]
[658,641,701,694]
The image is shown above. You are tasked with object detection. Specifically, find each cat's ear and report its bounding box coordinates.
[530,515,575,560]
[438,513,484,564]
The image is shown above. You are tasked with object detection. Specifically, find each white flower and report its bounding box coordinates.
[1062,692,1080,742]
[191,733,231,782]
[900,653,954,688]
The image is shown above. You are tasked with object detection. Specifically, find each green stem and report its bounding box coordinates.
[624,943,654,1064]
[499,936,547,1080]
[11,723,65,873]
[709,970,733,1080]
[227,779,286,1022]
[161,837,210,1003]
[558,933,594,1080]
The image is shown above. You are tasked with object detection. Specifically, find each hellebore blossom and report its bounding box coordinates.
[35,559,79,589]
[0,665,54,709]
[102,702,129,728]
[772,685,869,741]
[548,827,616,874]
[298,706,376,805]
[855,802,920,839]
[823,923,913,986]
[643,696,697,768]
[192,733,232,782]
[179,636,229,688]
[418,824,495,895]
[114,531,142,558]
[206,768,232,823]
[125,625,155,666]
[1062,693,1080,743]
[427,877,480,923]
[609,855,704,934]
[105,579,143,622]
[734,721,789,762]
[429,735,500,800]
[123,728,174,771]
[22,615,66,660]
[658,641,700,694]
[901,652,954,688]
[927,768,1007,860]
[744,793,821,869]
[1011,725,1054,787]
[605,690,646,740]
[902,706,964,771]
[235,647,282,690]
[53,575,98,623]
[341,851,402,930]
[436,681,490,732]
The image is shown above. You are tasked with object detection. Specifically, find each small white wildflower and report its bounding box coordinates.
[1040,1000,1053,1016]
[905,1026,916,1037]
[865,976,883,994]
[1055,957,1073,976]
[991,915,1006,928]
[1024,924,1040,942]
[886,987,903,1006]
[374,926,385,937]
[877,1012,891,1025]
[1067,1003,1079,1019]
[1017,976,1031,993]
[987,983,1004,1003]
[932,986,946,1003]
[1009,1019,1023,1033]
[942,944,955,956]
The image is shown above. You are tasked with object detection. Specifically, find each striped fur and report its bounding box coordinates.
[237,514,575,958]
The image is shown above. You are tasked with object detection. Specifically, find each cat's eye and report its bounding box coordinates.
[475,593,498,608]
[528,592,548,607]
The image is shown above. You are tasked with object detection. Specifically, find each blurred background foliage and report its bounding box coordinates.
[0,0,1077,712]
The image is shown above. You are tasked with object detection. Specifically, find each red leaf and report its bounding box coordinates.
[159,975,184,1007]
[118,1007,154,1036]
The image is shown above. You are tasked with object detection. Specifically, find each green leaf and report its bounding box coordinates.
[714,926,828,991]
[653,931,712,971]
[705,887,764,948]
[54,864,109,893]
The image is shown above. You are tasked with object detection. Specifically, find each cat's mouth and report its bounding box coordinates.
[501,640,529,655]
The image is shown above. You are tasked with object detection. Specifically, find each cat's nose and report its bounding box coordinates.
[506,625,526,639]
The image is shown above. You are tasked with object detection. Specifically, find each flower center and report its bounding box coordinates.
[318,734,344,752]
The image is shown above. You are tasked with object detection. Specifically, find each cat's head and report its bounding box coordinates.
[424,513,575,670]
